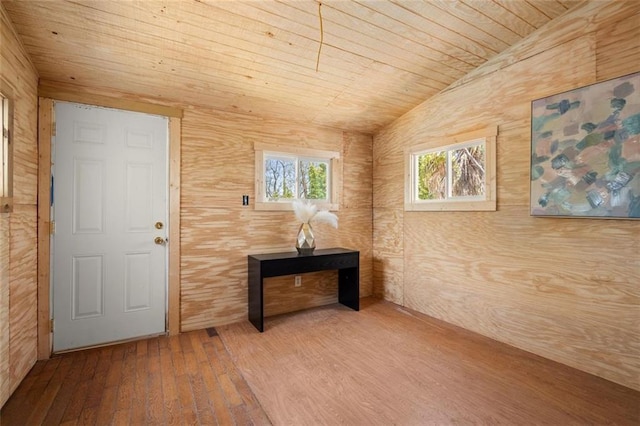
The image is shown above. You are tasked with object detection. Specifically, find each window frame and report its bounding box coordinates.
[255,142,340,211]
[405,126,497,212]
[0,80,14,214]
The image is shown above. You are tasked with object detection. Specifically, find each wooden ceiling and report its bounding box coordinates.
[3,0,581,134]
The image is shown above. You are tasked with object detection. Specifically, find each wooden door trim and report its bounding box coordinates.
[37,98,53,359]
[168,117,181,334]
[37,97,182,359]
[38,82,183,119]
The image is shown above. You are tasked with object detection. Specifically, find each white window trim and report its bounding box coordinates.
[405,126,497,212]
[254,142,341,211]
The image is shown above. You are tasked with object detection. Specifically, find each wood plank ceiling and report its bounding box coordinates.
[3,0,581,134]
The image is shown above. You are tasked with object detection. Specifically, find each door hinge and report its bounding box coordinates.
[50,319,54,333]
[49,221,55,235]
[52,121,56,136]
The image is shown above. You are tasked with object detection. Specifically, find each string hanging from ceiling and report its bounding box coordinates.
[316,1,324,72]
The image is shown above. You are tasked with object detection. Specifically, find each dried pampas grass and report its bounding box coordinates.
[293,200,338,228]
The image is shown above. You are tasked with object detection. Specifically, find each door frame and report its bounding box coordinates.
[37,94,183,359]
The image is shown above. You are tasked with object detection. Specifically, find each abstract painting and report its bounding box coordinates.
[530,72,640,218]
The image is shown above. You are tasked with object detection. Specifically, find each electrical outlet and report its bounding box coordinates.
[294,276,302,287]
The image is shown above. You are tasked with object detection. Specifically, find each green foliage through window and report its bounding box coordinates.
[264,155,328,201]
[417,151,446,200]
[300,160,327,200]
[415,142,485,201]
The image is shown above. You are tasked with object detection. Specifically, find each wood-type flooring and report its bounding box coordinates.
[2,297,639,425]
[218,298,639,425]
[0,330,269,425]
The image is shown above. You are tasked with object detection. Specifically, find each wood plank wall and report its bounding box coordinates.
[180,107,372,329]
[373,0,640,391]
[0,4,39,407]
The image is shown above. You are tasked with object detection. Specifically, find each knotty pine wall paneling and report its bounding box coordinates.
[180,107,373,331]
[0,4,39,407]
[373,0,640,391]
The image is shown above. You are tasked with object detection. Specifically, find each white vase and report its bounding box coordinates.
[296,222,316,255]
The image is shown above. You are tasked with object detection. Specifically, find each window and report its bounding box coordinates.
[255,143,340,211]
[405,127,497,211]
[0,82,13,214]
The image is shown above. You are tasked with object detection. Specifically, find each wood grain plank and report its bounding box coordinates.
[200,344,238,425]
[1,2,39,407]
[325,0,488,68]
[115,347,136,410]
[158,347,181,425]
[8,205,38,397]
[492,0,554,28]
[250,0,470,78]
[146,363,165,424]
[358,0,504,60]
[218,373,243,407]
[110,409,131,425]
[429,0,520,47]
[372,127,404,208]
[59,379,90,423]
[595,11,640,81]
[159,348,178,399]
[81,354,108,411]
[342,131,373,210]
[191,374,217,425]
[2,362,48,423]
[461,0,536,37]
[40,354,86,425]
[94,384,118,426]
[526,0,570,18]
[22,357,69,424]
[77,406,98,425]
[174,373,196,419]
[372,207,403,303]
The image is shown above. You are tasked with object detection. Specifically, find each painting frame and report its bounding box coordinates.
[530,71,640,219]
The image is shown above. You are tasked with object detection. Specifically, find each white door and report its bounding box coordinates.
[52,102,168,352]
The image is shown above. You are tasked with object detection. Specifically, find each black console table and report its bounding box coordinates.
[248,247,359,332]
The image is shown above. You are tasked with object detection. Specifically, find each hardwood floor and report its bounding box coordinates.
[218,298,640,425]
[2,297,639,425]
[0,330,270,425]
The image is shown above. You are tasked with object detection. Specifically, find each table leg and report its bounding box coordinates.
[248,260,264,332]
[338,266,359,311]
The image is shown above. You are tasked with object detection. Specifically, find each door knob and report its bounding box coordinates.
[154,237,166,245]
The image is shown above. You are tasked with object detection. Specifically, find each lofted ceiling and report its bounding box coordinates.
[3,0,581,134]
